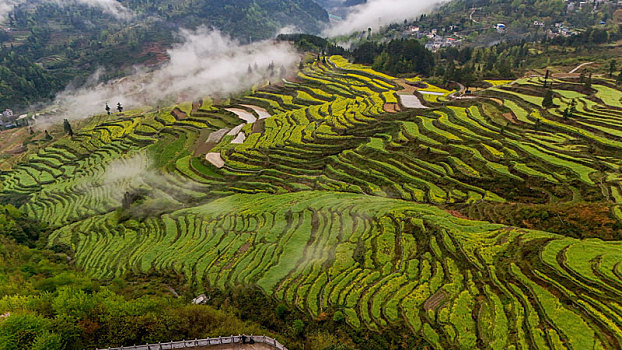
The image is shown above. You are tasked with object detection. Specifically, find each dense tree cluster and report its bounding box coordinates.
[0,204,46,247]
[0,49,61,110]
[0,237,278,350]
[351,39,434,76]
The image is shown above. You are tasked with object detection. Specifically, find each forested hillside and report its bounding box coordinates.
[0,0,328,112]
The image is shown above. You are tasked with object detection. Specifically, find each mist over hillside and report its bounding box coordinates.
[0,0,329,112]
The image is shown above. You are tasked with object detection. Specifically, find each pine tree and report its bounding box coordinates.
[617,68,622,85]
[543,69,550,88]
[585,71,592,89]
[542,89,554,108]
[609,59,617,78]
[63,119,74,137]
[570,99,577,117]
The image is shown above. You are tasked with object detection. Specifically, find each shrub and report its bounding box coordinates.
[332,311,345,323]
[291,319,305,337]
[275,303,288,319]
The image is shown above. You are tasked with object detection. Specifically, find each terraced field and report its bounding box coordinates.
[2,56,622,349]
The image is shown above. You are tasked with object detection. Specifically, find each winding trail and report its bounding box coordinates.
[470,8,481,23]
[570,62,594,74]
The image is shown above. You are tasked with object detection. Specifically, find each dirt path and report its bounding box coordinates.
[569,62,594,74]
[470,8,480,23]
[453,81,466,95]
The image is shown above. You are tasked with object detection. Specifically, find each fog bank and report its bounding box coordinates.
[46,27,298,123]
[325,0,448,37]
[0,0,132,22]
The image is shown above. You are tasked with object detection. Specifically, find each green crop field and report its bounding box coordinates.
[2,56,622,349]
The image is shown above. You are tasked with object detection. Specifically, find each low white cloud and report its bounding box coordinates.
[104,152,150,186]
[0,0,18,22]
[45,27,298,123]
[277,25,301,36]
[71,0,132,19]
[324,0,448,37]
[0,0,132,23]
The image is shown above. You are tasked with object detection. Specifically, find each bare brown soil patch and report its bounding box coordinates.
[225,242,251,270]
[445,210,469,220]
[489,98,504,106]
[192,128,213,156]
[503,112,518,124]
[140,42,169,66]
[171,108,188,120]
[0,128,28,151]
[383,103,401,113]
[192,101,201,115]
[252,119,265,134]
[396,80,418,94]
[424,290,447,311]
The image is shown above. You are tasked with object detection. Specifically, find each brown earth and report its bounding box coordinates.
[424,290,447,311]
[0,128,29,152]
[171,108,188,120]
[396,80,418,94]
[192,129,214,156]
[383,103,401,113]
[140,42,170,66]
[502,112,518,124]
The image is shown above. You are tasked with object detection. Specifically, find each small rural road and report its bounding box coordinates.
[470,8,480,23]
[569,62,594,74]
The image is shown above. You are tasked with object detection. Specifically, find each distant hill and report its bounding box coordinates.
[0,0,329,111]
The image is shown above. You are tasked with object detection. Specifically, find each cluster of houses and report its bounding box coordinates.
[566,0,617,11]
[547,22,578,38]
[396,0,622,52]
[0,109,31,130]
[404,26,464,51]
